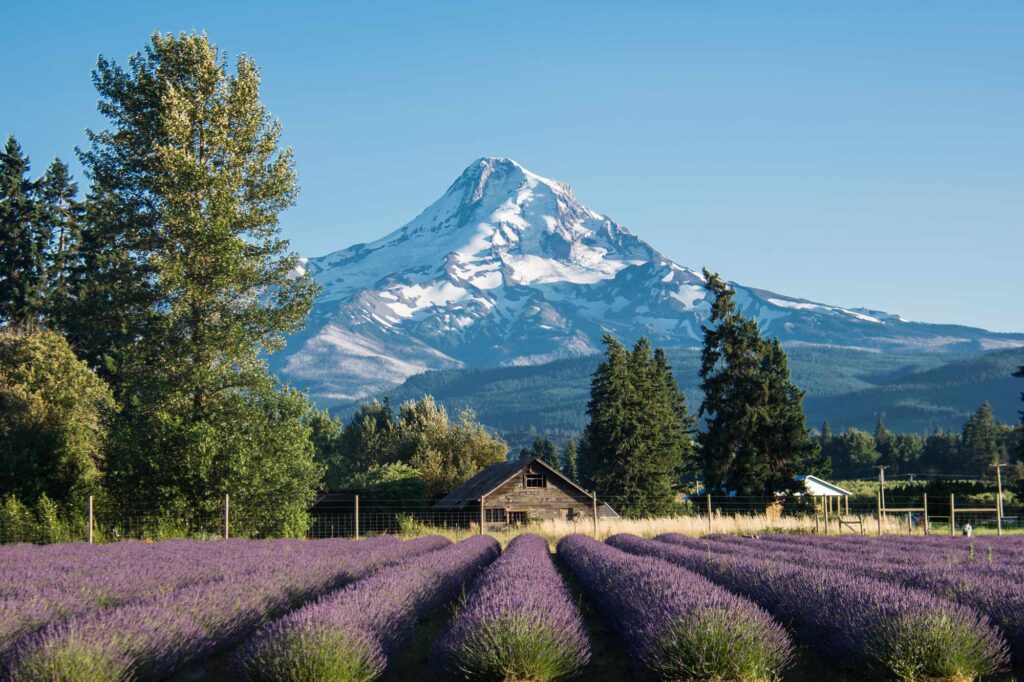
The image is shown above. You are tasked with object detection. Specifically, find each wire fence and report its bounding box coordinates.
[0,492,1019,544]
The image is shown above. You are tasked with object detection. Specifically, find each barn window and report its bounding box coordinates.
[524,473,546,488]
[485,508,506,523]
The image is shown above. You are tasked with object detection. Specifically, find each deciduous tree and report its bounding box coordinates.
[0,327,114,505]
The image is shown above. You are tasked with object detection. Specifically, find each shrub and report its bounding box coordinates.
[559,534,793,681]
[434,534,589,681]
[233,535,500,681]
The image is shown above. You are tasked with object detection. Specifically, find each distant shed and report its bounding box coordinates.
[795,474,852,517]
[432,458,616,529]
[795,474,853,498]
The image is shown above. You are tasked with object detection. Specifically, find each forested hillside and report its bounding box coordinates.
[332,347,1024,446]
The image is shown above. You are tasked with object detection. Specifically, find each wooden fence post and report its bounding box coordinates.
[823,495,830,535]
[922,493,929,535]
[88,495,94,544]
[354,494,360,540]
[949,493,955,537]
[479,495,485,535]
[592,493,598,538]
[706,494,713,535]
[995,463,1004,537]
[223,494,230,540]
[876,491,882,536]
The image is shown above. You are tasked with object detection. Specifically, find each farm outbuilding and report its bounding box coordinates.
[432,458,616,530]
[795,474,852,517]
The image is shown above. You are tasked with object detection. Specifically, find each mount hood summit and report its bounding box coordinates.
[271,158,1023,401]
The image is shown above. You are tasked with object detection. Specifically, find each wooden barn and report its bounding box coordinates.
[432,458,616,529]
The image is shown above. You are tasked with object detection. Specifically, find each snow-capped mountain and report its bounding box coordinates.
[271,157,1024,401]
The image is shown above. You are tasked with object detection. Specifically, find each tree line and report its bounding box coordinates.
[820,405,1023,491]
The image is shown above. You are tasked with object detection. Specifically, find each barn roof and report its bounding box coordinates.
[432,457,594,509]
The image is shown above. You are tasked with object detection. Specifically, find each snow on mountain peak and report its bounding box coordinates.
[274,159,1021,401]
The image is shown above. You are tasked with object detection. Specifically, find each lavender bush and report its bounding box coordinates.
[233,534,500,682]
[434,534,589,681]
[558,534,793,681]
[610,533,1010,681]
[709,533,1024,664]
[5,536,445,681]
[0,537,396,657]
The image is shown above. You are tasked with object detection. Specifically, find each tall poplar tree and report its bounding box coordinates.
[698,269,820,496]
[77,33,320,533]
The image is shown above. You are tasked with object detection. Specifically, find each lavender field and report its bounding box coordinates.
[2,534,1023,681]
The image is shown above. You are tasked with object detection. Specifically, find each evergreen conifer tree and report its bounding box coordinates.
[0,137,46,325]
[874,414,895,464]
[698,269,820,496]
[961,402,1003,473]
[821,420,833,446]
[563,437,579,481]
[37,159,84,319]
[1015,365,1024,460]
[579,334,690,517]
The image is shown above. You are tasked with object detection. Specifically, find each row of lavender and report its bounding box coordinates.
[1,538,338,653]
[5,533,1022,681]
[3,536,448,680]
[610,533,1012,681]
[702,533,1024,663]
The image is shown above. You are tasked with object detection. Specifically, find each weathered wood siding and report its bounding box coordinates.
[483,461,593,522]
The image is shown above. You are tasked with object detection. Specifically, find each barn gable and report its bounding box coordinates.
[432,458,612,523]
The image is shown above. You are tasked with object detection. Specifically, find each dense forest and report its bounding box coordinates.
[347,345,1024,446]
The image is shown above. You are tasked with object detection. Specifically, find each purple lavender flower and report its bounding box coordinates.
[5,536,445,681]
[433,534,590,681]
[702,533,1024,665]
[610,533,1010,681]
[558,534,793,681]
[233,535,500,682]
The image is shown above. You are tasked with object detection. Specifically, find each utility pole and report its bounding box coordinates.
[874,465,888,514]
[993,462,1005,537]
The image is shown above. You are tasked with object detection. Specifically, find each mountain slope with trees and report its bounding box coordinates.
[338,346,1024,446]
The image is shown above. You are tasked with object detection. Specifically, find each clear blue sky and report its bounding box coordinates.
[4,2,1022,331]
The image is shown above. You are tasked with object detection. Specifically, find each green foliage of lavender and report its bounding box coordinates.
[233,535,500,681]
[4,537,445,681]
[610,533,1011,681]
[559,534,793,681]
[434,534,589,681]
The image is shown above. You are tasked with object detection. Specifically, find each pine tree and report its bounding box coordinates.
[0,137,46,325]
[579,335,689,517]
[37,159,84,319]
[961,402,1003,473]
[874,414,895,464]
[922,427,959,473]
[821,420,833,447]
[83,33,320,530]
[698,269,820,496]
[1015,365,1024,461]
[563,437,579,481]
